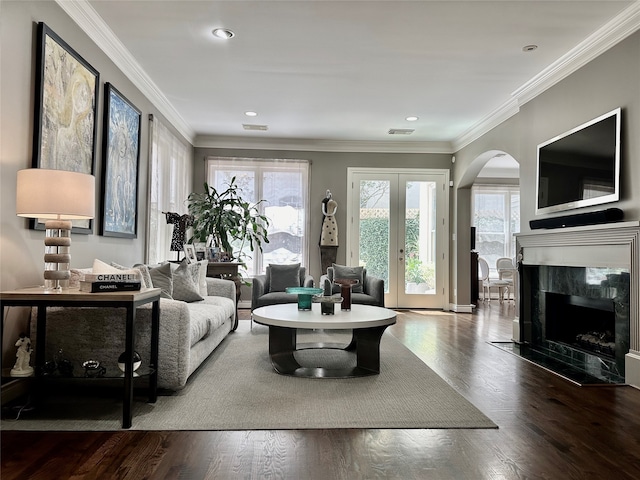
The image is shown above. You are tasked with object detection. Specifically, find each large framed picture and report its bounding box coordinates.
[32,22,99,234]
[100,83,141,238]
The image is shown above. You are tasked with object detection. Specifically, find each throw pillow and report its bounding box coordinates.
[171,260,204,302]
[92,258,122,274]
[70,268,92,288]
[148,262,173,299]
[197,259,209,297]
[332,264,364,293]
[268,263,301,292]
[111,262,152,288]
[131,264,153,289]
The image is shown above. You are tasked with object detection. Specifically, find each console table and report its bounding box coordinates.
[0,287,161,429]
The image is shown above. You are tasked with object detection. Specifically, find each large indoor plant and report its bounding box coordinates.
[187,177,269,269]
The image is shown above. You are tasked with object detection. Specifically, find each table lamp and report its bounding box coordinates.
[16,169,95,292]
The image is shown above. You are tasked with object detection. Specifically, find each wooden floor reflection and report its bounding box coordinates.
[3,303,640,479]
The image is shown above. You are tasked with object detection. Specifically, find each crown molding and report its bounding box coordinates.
[511,2,640,106]
[451,98,520,153]
[193,135,454,154]
[55,0,195,143]
[453,2,640,153]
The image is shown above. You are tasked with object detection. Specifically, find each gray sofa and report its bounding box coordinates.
[30,277,236,390]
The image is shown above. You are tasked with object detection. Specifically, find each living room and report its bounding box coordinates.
[1,1,640,477]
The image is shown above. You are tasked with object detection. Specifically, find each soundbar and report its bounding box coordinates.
[530,208,623,230]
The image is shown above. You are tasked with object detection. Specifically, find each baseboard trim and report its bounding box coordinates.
[449,303,474,313]
[625,350,640,390]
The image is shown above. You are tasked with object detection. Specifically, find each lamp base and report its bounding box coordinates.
[43,219,72,292]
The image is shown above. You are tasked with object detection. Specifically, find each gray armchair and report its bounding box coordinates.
[251,264,314,311]
[321,265,385,307]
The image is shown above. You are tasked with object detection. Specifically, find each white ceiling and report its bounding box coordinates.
[70,1,639,152]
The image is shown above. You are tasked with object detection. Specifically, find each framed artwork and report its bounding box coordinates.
[100,83,141,238]
[32,22,99,234]
[183,244,197,264]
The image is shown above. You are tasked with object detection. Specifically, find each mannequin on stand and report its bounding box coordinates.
[164,212,194,261]
[320,190,338,273]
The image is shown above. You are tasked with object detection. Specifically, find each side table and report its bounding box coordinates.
[0,287,161,429]
[207,262,242,330]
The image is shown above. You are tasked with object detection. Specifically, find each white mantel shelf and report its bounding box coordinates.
[516,221,640,389]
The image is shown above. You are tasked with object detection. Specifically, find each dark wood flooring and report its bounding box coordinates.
[3,304,640,479]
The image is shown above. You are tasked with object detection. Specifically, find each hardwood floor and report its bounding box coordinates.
[3,304,640,479]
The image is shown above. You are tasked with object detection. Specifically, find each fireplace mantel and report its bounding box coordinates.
[516,221,640,388]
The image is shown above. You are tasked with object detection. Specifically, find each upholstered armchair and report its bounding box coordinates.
[321,264,385,307]
[251,263,315,311]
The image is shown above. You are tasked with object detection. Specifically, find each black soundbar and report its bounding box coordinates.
[530,208,623,230]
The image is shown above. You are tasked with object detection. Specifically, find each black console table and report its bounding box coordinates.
[0,287,161,429]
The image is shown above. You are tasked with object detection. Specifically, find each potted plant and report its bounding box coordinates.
[187,177,269,272]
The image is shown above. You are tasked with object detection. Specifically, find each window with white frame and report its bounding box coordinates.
[472,185,520,276]
[206,157,310,277]
[147,115,192,264]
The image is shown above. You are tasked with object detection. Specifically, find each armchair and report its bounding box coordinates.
[321,264,385,307]
[251,263,314,311]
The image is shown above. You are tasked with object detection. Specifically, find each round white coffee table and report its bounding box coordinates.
[252,303,396,378]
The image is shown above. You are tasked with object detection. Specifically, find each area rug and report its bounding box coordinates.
[2,326,496,431]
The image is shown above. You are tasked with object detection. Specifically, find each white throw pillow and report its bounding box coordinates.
[197,259,209,297]
[92,258,122,274]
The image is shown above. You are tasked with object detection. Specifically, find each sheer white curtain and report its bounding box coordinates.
[206,157,310,276]
[147,115,192,264]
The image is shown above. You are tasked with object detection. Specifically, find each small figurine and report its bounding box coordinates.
[10,333,34,377]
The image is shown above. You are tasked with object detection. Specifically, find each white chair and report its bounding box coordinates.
[478,257,511,303]
[496,257,516,301]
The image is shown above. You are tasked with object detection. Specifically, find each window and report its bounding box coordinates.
[206,157,310,277]
[147,116,192,264]
[472,185,520,276]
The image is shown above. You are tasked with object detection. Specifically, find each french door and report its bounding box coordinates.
[347,168,449,309]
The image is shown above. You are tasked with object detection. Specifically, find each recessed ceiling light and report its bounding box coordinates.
[522,44,538,52]
[405,116,419,122]
[212,28,235,39]
[245,111,258,117]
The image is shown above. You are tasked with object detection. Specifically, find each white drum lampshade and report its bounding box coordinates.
[16,169,95,292]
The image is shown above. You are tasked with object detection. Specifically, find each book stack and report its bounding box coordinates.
[79,272,142,293]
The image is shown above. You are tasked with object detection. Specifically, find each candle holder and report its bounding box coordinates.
[313,294,343,315]
[285,287,324,310]
[334,278,359,311]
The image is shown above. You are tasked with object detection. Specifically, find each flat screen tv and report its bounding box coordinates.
[536,108,621,215]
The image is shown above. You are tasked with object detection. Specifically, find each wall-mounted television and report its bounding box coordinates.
[536,108,621,215]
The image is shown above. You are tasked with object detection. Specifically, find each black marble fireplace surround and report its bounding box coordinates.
[522,265,630,383]
[515,222,639,386]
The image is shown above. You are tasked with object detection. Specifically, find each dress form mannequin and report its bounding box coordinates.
[320,190,338,273]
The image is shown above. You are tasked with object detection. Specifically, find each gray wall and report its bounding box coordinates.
[0,1,192,363]
[452,30,640,304]
[193,148,452,285]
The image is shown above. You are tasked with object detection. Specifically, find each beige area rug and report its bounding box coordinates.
[1,324,496,431]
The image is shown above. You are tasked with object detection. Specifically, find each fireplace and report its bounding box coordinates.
[516,222,639,387]
[523,265,629,383]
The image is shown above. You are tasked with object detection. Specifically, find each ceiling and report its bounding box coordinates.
[68,1,639,152]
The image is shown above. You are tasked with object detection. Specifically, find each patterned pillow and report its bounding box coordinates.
[111,262,152,289]
[268,263,301,292]
[171,260,204,302]
[70,268,92,288]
